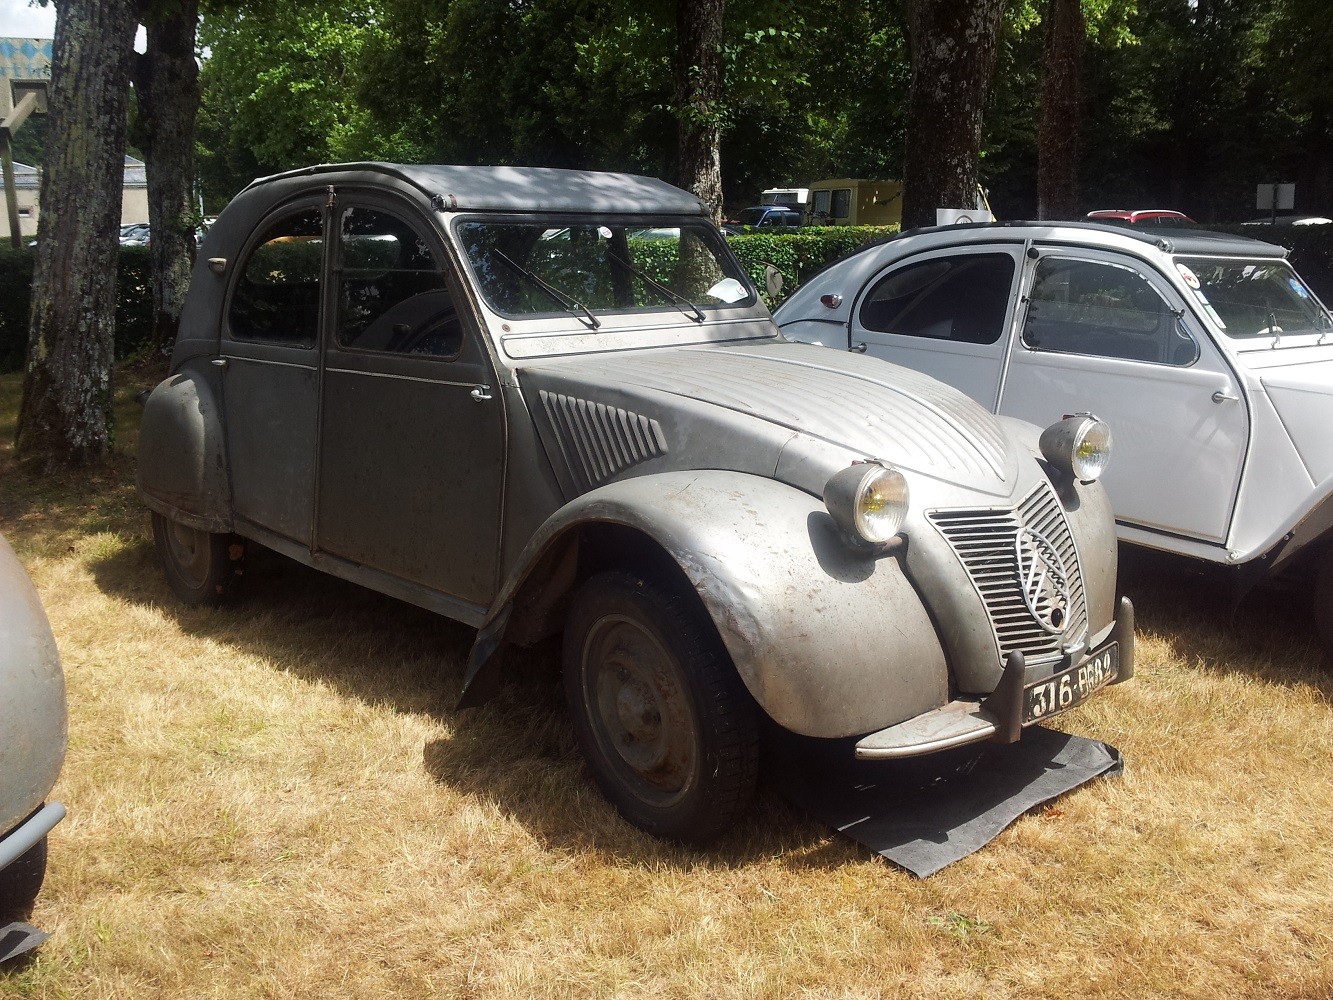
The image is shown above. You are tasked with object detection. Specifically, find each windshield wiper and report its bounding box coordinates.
[606,250,705,323]
[491,250,600,330]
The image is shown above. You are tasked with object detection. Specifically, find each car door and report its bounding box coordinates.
[848,246,1024,409]
[220,199,327,545]
[314,195,505,608]
[998,249,1249,543]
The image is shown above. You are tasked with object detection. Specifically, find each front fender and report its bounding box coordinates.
[464,470,949,739]
[136,362,233,533]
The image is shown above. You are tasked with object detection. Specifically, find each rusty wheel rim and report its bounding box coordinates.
[581,613,698,806]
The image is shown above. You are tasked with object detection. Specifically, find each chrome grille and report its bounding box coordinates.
[928,482,1089,664]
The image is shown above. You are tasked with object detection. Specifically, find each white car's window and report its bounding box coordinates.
[228,208,324,347]
[1176,257,1333,341]
[336,206,462,359]
[456,220,753,320]
[1022,257,1199,366]
[859,253,1014,344]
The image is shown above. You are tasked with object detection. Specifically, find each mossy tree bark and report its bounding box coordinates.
[674,0,725,225]
[900,0,1008,230]
[135,0,201,352]
[1036,0,1084,220]
[16,0,141,468]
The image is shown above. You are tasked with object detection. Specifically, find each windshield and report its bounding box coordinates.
[455,219,753,320]
[1177,257,1332,341]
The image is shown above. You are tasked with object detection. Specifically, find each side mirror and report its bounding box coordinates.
[763,263,785,299]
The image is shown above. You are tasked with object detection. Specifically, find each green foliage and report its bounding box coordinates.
[0,247,156,374]
[728,226,897,306]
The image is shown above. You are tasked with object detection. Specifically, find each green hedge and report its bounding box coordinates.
[0,245,155,374]
[727,226,898,307]
[5,223,1331,374]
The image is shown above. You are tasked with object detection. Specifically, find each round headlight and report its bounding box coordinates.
[824,461,910,545]
[1040,414,1113,482]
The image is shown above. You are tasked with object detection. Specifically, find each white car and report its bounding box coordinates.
[775,221,1333,650]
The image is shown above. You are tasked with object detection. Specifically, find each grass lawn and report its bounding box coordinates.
[0,365,1330,999]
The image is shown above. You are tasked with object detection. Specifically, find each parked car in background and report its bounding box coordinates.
[138,163,1132,843]
[1086,209,1194,227]
[776,219,1333,652]
[1243,215,1332,226]
[732,205,802,229]
[0,534,67,922]
[119,222,150,246]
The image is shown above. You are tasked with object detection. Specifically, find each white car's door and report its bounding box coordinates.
[848,247,1024,409]
[999,249,1249,544]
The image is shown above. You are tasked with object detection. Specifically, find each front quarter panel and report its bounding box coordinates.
[484,470,950,739]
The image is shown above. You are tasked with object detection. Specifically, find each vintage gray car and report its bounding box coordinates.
[0,534,67,921]
[138,163,1133,842]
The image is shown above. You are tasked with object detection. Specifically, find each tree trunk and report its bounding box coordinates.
[675,0,725,224]
[900,0,1008,230]
[16,0,141,468]
[135,0,201,351]
[1036,0,1084,220]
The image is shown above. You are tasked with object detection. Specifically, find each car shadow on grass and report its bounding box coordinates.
[90,534,866,868]
[1118,546,1331,693]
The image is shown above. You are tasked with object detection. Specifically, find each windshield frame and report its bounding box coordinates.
[450,213,758,321]
[445,212,774,360]
[1173,254,1333,350]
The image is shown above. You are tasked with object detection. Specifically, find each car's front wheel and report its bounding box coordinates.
[562,570,758,843]
[1315,553,1333,660]
[151,513,246,606]
[0,836,47,922]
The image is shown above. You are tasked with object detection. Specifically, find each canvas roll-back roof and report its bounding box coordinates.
[245,162,711,217]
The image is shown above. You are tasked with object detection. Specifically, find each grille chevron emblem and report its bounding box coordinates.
[1014,526,1072,635]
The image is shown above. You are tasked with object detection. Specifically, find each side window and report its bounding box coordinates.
[859,253,1015,345]
[831,188,851,220]
[1022,257,1199,366]
[228,208,324,346]
[337,206,461,358]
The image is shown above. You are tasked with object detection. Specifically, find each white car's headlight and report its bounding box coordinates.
[824,461,910,545]
[1040,414,1113,482]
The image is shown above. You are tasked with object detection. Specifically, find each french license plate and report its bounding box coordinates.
[1023,644,1119,725]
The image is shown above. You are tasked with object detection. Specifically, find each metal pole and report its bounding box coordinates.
[1,134,19,248]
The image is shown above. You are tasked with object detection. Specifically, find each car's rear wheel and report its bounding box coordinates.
[151,513,246,606]
[562,570,758,843]
[0,836,47,922]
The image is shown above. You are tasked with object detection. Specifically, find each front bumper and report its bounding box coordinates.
[855,597,1135,760]
[0,802,65,872]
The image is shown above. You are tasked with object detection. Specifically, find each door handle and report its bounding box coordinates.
[1211,389,1239,404]
[850,342,867,354]
[470,385,493,402]
[211,358,228,369]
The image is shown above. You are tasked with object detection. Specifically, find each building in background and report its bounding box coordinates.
[0,38,149,238]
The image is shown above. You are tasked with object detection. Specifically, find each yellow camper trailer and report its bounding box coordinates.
[806,178,903,227]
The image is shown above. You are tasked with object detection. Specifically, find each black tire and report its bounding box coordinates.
[1315,555,1333,660]
[562,570,759,844]
[151,512,246,606]
[0,836,47,922]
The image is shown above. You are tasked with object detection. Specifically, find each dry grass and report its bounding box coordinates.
[0,365,1331,999]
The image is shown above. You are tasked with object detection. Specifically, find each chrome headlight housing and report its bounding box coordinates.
[824,460,910,545]
[1040,414,1112,482]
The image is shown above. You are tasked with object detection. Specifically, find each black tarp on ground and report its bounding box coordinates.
[771,725,1123,877]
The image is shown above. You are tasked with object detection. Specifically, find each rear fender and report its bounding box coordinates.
[462,470,949,739]
[136,362,233,533]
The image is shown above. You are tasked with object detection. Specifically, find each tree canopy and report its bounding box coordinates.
[194,0,1333,221]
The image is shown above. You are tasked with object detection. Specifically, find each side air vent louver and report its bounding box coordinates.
[927,481,1089,666]
[539,391,669,491]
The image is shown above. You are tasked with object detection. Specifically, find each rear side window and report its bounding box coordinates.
[1022,257,1199,365]
[228,208,324,346]
[859,253,1015,345]
[336,206,460,358]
